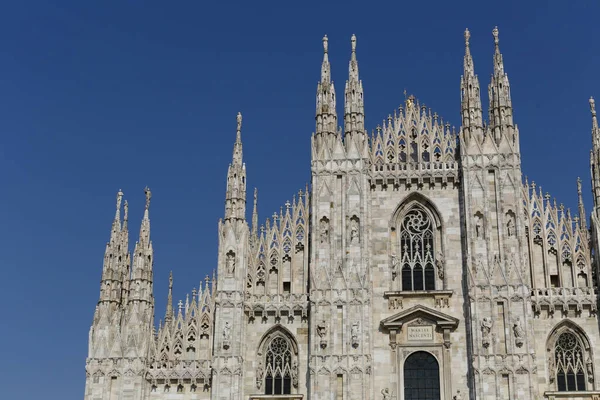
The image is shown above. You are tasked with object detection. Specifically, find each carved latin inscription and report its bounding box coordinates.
[407,326,433,341]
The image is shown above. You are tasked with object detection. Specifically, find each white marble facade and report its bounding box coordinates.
[84,29,600,400]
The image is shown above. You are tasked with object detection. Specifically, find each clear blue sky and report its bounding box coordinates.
[0,1,598,398]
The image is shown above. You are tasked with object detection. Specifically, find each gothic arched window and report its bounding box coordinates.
[404,351,440,400]
[400,207,436,291]
[264,337,292,395]
[554,332,588,391]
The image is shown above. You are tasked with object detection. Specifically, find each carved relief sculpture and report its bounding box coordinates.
[381,388,391,400]
[291,359,299,388]
[256,361,264,389]
[225,252,236,275]
[391,254,399,279]
[350,217,360,244]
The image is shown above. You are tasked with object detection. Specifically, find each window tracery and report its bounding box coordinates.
[400,207,436,291]
[264,336,293,395]
[553,332,588,391]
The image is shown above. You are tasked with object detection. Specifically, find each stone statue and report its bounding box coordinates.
[453,390,463,400]
[391,254,399,278]
[350,218,360,244]
[237,112,242,131]
[320,219,329,243]
[226,252,235,274]
[317,320,327,338]
[513,317,525,347]
[436,251,445,280]
[381,388,391,400]
[223,321,231,341]
[475,215,482,238]
[291,359,298,387]
[256,361,264,389]
[351,321,360,348]
[481,317,493,348]
[507,218,514,237]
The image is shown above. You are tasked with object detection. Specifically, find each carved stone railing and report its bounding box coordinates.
[369,162,459,189]
[244,293,309,322]
[384,290,453,310]
[531,287,598,317]
[544,390,600,400]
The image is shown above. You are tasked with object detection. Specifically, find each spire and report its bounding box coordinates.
[488,26,514,142]
[577,177,587,231]
[315,35,337,137]
[460,28,483,141]
[164,271,174,325]
[128,188,154,307]
[97,189,129,306]
[252,188,258,238]
[344,34,365,138]
[224,113,247,221]
[589,97,600,209]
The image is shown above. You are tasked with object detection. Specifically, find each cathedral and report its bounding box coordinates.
[84,27,600,400]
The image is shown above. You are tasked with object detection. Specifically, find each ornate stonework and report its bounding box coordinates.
[84,29,600,400]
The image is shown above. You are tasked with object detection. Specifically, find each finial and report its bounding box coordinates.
[492,26,499,46]
[169,271,173,290]
[237,112,243,132]
[464,28,471,46]
[590,97,596,116]
[123,200,129,221]
[577,177,583,195]
[322,35,328,54]
[144,186,152,210]
[116,189,124,214]
[351,34,356,53]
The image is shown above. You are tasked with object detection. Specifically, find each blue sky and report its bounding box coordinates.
[0,1,598,398]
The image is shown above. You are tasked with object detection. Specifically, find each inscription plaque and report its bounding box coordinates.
[407,325,433,341]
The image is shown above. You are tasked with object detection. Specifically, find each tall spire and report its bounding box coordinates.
[251,188,258,238]
[344,34,365,138]
[128,188,154,307]
[577,177,588,232]
[488,26,514,142]
[97,189,129,306]
[589,97,600,209]
[225,112,247,221]
[460,28,483,143]
[164,271,174,325]
[315,35,337,137]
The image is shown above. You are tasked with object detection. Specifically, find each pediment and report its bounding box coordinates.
[380,305,459,331]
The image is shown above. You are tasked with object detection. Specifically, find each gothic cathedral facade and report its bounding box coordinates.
[84,28,600,400]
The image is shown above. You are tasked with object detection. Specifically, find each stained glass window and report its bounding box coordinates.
[555,332,587,391]
[264,337,292,395]
[400,208,436,291]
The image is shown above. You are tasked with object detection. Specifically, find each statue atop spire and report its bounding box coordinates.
[116,189,123,219]
[460,28,482,142]
[225,112,247,221]
[144,186,152,211]
[344,34,364,142]
[488,25,513,143]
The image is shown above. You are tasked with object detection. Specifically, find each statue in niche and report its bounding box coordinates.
[351,321,360,348]
[319,218,329,243]
[291,359,299,387]
[223,321,231,341]
[350,217,360,244]
[513,318,525,347]
[390,254,399,279]
[506,218,515,237]
[317,320,328,338]
[436,251,445,280]
[256,361,264,389]
[381,388,392,400]
[481,317,493,348]
[317,320,328,348]
[475,214,483,238]
[226,252,235,274]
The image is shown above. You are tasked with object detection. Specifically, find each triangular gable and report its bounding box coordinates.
[380,304,459,330]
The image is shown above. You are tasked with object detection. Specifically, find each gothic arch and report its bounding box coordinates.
[390,192,443,229]
[546,320,594,391]
[390,193,444,291]
[257,325,299,356]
